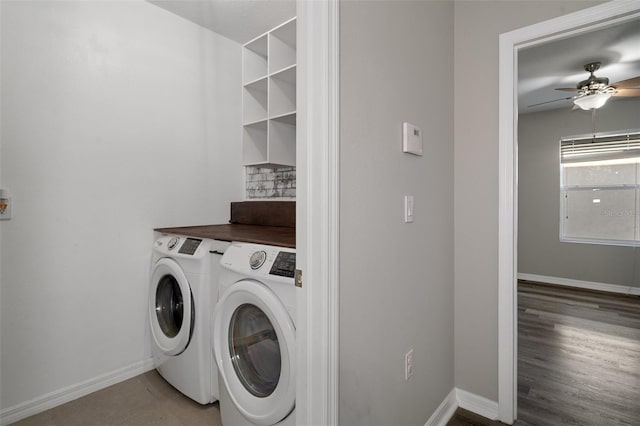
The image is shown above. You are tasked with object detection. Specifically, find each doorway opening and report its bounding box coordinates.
[498,2,640,423]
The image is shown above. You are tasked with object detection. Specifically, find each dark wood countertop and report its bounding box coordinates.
[154,224,295,248]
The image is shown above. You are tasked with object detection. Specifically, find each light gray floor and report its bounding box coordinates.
[11,371,221,426]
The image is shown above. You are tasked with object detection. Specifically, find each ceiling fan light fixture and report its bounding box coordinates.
[573,92,612,110]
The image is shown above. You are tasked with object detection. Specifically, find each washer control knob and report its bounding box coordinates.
[250,251,267,270]
[167,237,179,250]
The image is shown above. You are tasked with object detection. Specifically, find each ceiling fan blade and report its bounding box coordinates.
[611,76,640,89]
[528,96,573,108]
[613,88,640,97]
[555,87,579,92]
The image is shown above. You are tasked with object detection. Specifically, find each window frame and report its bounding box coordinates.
[559,129,640,247]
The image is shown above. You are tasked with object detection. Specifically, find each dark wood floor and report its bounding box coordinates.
[517,281,640,425]
[447,407,507,426]
[449,281,640,426]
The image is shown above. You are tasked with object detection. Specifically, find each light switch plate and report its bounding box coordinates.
[405,349,414,380]
[404,195,414,223]
[402,122,423,156]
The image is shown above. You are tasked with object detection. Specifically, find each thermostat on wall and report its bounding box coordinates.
[402,122,423,156]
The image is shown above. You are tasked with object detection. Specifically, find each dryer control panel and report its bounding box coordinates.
[269,251,296,278]
[221,243,296,284]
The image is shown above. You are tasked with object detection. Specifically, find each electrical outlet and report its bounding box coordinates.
[405,349,414,381]
[0,193,11,220]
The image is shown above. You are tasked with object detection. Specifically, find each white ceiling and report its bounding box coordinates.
[148,0,296,44]
[519,18,640,114]
[149,1,639,115]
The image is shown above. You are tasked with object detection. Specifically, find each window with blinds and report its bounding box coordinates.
[560,129,640,246]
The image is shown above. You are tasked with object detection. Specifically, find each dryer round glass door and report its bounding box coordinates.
[229,303,281,397]
[213,279,295,426]
[150,258,194,356]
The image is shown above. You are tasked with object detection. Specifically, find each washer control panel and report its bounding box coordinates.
[154,235,205,258]
[167,236,180,250]
[178,238,202,255]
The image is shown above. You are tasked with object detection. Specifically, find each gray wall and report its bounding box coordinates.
[518,98,640,287]
[339,1,454,424]
[453,0,603,402]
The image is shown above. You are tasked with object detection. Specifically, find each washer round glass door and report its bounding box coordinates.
[213,279,295,426]
[149,258,193,356]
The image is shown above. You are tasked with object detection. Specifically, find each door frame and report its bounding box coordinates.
[296,1,340,425]
[497,2,640,423]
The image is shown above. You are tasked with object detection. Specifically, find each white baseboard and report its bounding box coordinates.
[424,388,458,426]
[0,357,155,426]
[424,387,499,426]
[456,388,499,421]
[518,273,640,296]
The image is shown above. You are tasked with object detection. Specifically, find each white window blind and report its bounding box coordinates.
[560,129,640,246]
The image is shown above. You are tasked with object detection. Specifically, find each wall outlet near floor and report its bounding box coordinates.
[405,349,414,381]
[0,190,11,220]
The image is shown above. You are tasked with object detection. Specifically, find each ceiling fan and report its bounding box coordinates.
[529,62,640,110]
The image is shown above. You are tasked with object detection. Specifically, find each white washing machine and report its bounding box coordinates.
[149,234,228,404]
[213,242,296,426]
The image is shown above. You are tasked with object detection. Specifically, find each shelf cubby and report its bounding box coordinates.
[243,78,268,124]
[269,19,296,74]
[242,121,268,165]
[269,66,296,118]
[268,118,296,167]
[243,34,268,84]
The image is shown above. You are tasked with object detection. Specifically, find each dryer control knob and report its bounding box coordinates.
[250,251,267,270]
[167,237,179,250]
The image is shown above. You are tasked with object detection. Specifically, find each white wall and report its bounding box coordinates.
[519,98,640,287]
[339,1,454,424]
[453,0,603,401]
[0,0,242,413]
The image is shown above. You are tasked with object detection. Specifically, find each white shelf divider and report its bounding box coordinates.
[270,112,296,125]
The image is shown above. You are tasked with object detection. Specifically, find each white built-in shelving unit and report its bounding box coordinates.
[242,17,296,167]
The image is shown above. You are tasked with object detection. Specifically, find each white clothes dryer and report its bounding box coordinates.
[213,242,296,426]
[149,234,228,404]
